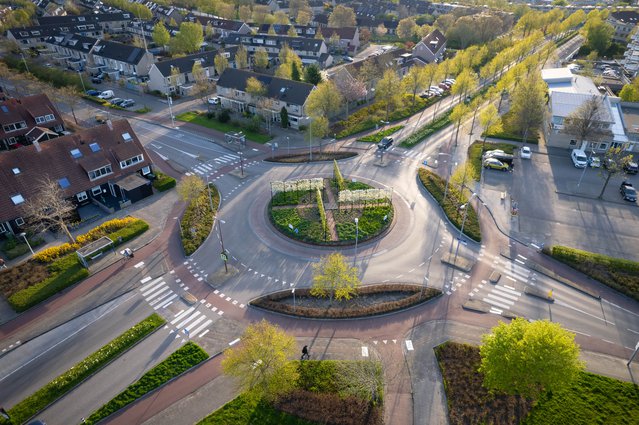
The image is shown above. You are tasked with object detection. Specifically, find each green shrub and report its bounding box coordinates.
[270,207,325,243]
[153,171,176,191]
[467,141,516,181]
[271,190,309,206]
[181,184,218,256]
[417,168,481,242]
[4,237,45,260]
[357,125,403,143]
[334,206,392,241]
[316,189,328,242]
[2,56,86,90]
[85,342,209,424]
[7,314,165,425]
[218,109,231,123]
[333,160,345,191]
[401,111,452,148]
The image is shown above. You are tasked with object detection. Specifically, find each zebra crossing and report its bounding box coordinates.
[186,154,241,176]
[168,307,214,339]
[139,276,179,311]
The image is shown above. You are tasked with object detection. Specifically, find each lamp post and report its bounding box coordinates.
[167,92,175,128]
[238,150,244,176]
[577,149,595,189]
[77,70,86,93]
[292,287,296,312]
[453,193,477,262]
[354,217,359,265]
[20,53,29,73]
[287,136,290,155]
[207,176,227,272]
[19,232,34,255]
[308,116,313,161]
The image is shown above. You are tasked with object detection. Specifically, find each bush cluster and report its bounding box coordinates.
[333,160,346,191]
[334,206,392,241]
[357,125,403,143]
[6,314,166,425]
[265,152,357,163]
[251,284,441,318]
[181,184,218,256]
[2,56,86,91]
[271,190,309,206]
[417,168,481,242]
[152,171,176,191]
[2,235,45,259]
[401,111,452,148]
[270,207,326,243]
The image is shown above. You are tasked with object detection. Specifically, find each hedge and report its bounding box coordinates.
[84,342,209,425]
[483,130,539,144]
[401,110,452,148]
[357,125,403,143]
[152,171,176,192]
[181,184,218,256]
[5,314,166,425]
[468,141,516,181]
[2,56,87,91]
[333,160,346,191]
[2,236,45,260]
[316,189,328,242]
[417,168,482,242]
[546,245,639,301]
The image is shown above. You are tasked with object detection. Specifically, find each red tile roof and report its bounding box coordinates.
[0,94,64,140]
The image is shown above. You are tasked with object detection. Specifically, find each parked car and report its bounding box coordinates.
[444,79,456,85]
[207,97,220,105]
[588,156,601,168]
[621,181,637,202]
[86,89,100,96]
[483,158,510,171]
[419,92,431,99]
[97,90,114,99]
[624,160,639,174]
[484,150,513,164]
[91,77,102,84]
[120,99,135,108]
[520,146,532,159]
[483,149,505,157]
[377,137,394,151]
[438,83,450,90]
[429,86,443,95]
[343,56,353,62]
[571,148,588,168]
[110,98,125,106]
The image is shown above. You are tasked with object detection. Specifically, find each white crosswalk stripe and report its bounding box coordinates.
[171,307,196,324]
[201,164,213,170]
[185,315,207,332]
[141,279,167,296]
[193,168,204,175]
[176,311,201,329]
[154,294,177,309]
[140,277,163,292]
[146,286,170,301]
[149,290,173,306]
[483,296,511,310]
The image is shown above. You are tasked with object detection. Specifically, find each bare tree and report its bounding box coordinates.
[563,96,612,149]
[598,147,634,199]
[22,177,77,243]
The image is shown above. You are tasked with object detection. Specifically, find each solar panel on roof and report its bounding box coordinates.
[58,177,70,189]
[0,106,8,113]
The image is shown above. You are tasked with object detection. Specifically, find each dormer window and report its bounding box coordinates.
[12,167,20,174]
[70,148,82,158]
[88,164,113,180]
[120,154,143,169]
[11,194,25,205]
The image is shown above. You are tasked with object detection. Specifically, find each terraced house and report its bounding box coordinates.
[0,94,65,151]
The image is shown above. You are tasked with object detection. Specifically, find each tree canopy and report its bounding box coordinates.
[306,80,343,118]
[311,252,361,301]
[152,21,170,49]
[328,5,356,28]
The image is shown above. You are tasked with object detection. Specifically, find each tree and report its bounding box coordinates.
[221,320,299,401]
[246,76,267,98]
[334,74,366,116]
[204,22,214,40]
[311,252,361,301]
[291,61,301,81]
[152,21,170,50]
[508,74,546,143]
[397,17,417,40]
[304,63,322,85]
[297,9,312,26]
[328,5,356,28]
[214,53,229,76]
[598,146,635,199]
[57,86,82,125]
[374,24,387,38]
[254,47,269,70]
[239,5,252,23]
[274,10,290,25]
[479,318,584,399]
[479,104,503,150]
[376,69,402,122]
[268,24,277,35]
[287,26,298,37]
[451,69,478,103]
[22,176,77,244]
[191,61,212,104]
[177,175,206,204]
[306,80,343,118]
[357,60,381,99]
[450,103,470,147]
[280,106,289,128]
[402,65,427,107]
[235,45,248,70]
[563,96,612,151]
[585,18,614,55]
[309,115,329,141]
[175,22,203,54]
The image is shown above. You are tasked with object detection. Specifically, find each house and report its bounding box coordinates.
[147,48,238,95]
[155,5,184,25]
[7,23,103,48]
[45,33,98,71]
[623,28,639,75]
[607,10,639,44]
[127,20,179,41]
[184,15,252,38]
[88,39,155,78]
[0,120,155,236]
[257,24,360,53]
[223,33,333,68]
[216,68,314,129]
[0,94,65,151]
[541,67,628,152]
[37,12,133,32]
[413,29,446,64]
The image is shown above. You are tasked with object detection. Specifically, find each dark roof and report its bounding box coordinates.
[0,120,152,222]
[217,69,314,107]
[183,14,247,31]
[609,10,639,24]
[8,23,100,40]
[0,94,63,140]
[356,16,398,29]
[37,12,133,26]
[153,49,239,77]
[224,33,325,53]
[92,39,147,65]
[45,33,98,53]
[256,24,356,40]
[419,29,446,54]
[343,48,412,75]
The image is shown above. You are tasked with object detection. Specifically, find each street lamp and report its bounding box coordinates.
[207,176,227,272]
[292,287,296,312]
[354,217,359,265]
[167,92,175,128]
[287,136,290,155]
[453,193,477,261]
[238,150,244,176]
[19,232,34,255]
[77,70,86,93]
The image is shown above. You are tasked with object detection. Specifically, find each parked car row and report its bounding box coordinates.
[420,79,456,99]
[482,149,513,171]
[85,90,135,108]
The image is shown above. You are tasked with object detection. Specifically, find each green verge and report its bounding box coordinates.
[181,183,219,256]
[5,314,166,425]
[152,171,177,191]
[400,110,452,148]
[84,342,209,425]
[417,168,481,242]
[176,111,273,143]
[546,245,639,301]
[468,141,515,181]
[357,125,403,143]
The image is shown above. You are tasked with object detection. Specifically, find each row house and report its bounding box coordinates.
[45,33,97,71]
[154,5,184,25]
[257,24,360,54]
[7,23,102,48]
[37,12,133,32]
[216,68,314,129]
[184,14,252,39]
[275,0,325,13]
[127,20,179,41]
[607,10,639,43]
[0,120,154,236]
[0,94,65,151]
[413,29,447,64]
[223,33,333,68]
[88,39,155,78]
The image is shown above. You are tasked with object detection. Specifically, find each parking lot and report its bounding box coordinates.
[480,143,639,260]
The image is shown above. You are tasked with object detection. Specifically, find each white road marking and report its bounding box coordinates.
[191,319,213,337]
[405,340,414,351]
[134,261,145,268]
[155,294,177,310]
[482,297,511,310]
[176,311,201,329]
[140,276,152,284]
[170,307,196,324]
[361,346,369,357]
[140,277,163,292]
[555,300,615,325]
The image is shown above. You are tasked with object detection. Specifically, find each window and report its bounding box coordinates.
[15,217,25,226]
[45,114,55,122]
[35,116,46,124]
[0,222,7,233]
[120,154,143,169]
[70,148,82,158]
[141,166,151,175]
[11,194,25,205]
[88,164,113,180]
[7,137,17,145]
[92,186,103,196]
[570,139,577,146]
[122,132,132,142]
[598,143,608,150]
[58,177,70,189]
[3,121,27,132]
[12,167,20,175]
[76,191,88,202]
[89,142,101,152]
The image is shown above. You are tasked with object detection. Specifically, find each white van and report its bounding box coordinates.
[571,149,588,168]
[98,90,114,100]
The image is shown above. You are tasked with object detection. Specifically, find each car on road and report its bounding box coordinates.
[621,181,637,202]
[571,148,588,168]
[110,98,125,106]
[207,97,220,105]
[120,99,135,108]
[86,89,100,96]
[429,86,444,95]
[343,56,353,62]
[377,137,394,151]
[588,156,601,168]
[483,158,510,171]
[624,160,639,174]
[97,90,114,99]
[520,146,532,159]
[91,77,102,84]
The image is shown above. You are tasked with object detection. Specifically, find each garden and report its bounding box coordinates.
[178,177,220,256]
[356,125,403,143]
[1,233,45,260]
[268,162,393,245]
[176,110,273,144]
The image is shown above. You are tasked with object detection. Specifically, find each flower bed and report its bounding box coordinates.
[251,284,441,318]
[181,183,219,255]
[6,314,166,425]
[84,342,209,425]
[400,111,452,148]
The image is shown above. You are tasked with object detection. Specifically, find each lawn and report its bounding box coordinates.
[400,110,452,148]
[357,126,403,143]
[467,141,516,181]
[334,206,393,241]
[176,111,273,144]
[181,183,219,256]
[197,394,318,425]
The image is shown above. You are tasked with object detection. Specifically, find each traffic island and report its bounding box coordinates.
[206,265,240,288]
[524,285,555,302]
[440,252,475,272]
[264,151,357,163]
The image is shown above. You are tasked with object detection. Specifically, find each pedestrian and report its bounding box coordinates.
[0,258,6,269]
[301,345,309,360]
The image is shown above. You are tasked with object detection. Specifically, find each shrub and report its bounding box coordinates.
[217,109,231,123]
[357,125,403,143]
[401,110,452,148]
[75,217,140,245]
[152,171,176,191]
[7,314,166,425]
[206,111,215,119]
[2,56,86,90]
[84,342,209,425]
[3,236,45,260]
[33,243,80,264]
[316,189,328,242]
[271,190,310,206]
[181,184,218,256]
[333,160,345,191]
[417,168,481,242]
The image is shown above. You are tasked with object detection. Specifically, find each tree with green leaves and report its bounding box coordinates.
[598,146,635,199]
[375,69,402,122]
[397,17,417,40]
[450,103,470,147]
[306,80,343,118]
[221,320,299,402]
[585,17,614,55]
[402,65,427,107]
[328,5,356,28]
[479,318,584,399]
[175,22,204,54]
[291,61,301,81]
[479,104,503,151]
[235,45,248,70]
[214,52,229,76]
[280,106,289,128]
[177,175,206,205]
[253,47,270,70]
[287,25,297,37]
[191,61,212,104]
[304,63,322,85]
[619,77,639,102]
[311,252,361,301]
[152,21,170,50]
[508,73,546,143]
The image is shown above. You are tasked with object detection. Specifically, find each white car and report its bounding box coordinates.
[483,149,505,159]
[97,90,114,100]
[429,86,444,95]
[520,146,532,159]
[207,97,220,105]
[589,156,601,168]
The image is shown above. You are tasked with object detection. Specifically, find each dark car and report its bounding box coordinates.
[91,77,102,84]
[120,99,135,108]
[377,137,394,151]
[86,89,100,96]
[624,160,639,174]
[110,98,125,106]
[621,181,637,202]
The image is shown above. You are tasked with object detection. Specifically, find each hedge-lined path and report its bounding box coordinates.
[324,210,339,241]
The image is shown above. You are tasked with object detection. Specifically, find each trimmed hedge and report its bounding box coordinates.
[251,284,441,318]
[6,314,165,425]
[181,183,219,256]
[483,131,539,144]
[357,125,403,143]
[401,111,452,148]
[153,171,176,192]
[546,245,639,301]
[316,189,329,242]
[333,160,346,191]
[84,342,209,425]
[2,236,45,260]
[417,168,482,242]
[265,152,358,163]
[468,141,516,181]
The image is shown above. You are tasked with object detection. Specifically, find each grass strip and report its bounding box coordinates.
[418,168,481,242]
[84,342,209,425]
[5,314,166,425]
[546,245,639,301]
[400,111,452,148]
[181,183,219,255]
[176,111,273,143]
[467,141,515,181]
[357,126,403,143]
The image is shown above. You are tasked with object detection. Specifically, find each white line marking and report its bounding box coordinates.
[517,254,527,260]
[170,307,196,324]
[555,300,615,325]
[628,328,639,335]
[229,338,241,346]
[602,339,616,345]
[134,261,145,268]
[140,277,164,292]
[140,276,152,284]
[155,294,178,310]
[482,297,511,310]
[493,285,522,296]
[485,293,515,305]
[405,340,414,351]
[191,319,213,337]
[149,291,173,306]
[362,346,369,357]
[146,287,170,301]
[176,311,201,329]
[198,329,210,338]
[185,315,207,332]
[514,259,525,265]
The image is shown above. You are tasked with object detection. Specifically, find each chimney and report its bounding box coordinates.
[106,119,113,131]
[33,140,41,152]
